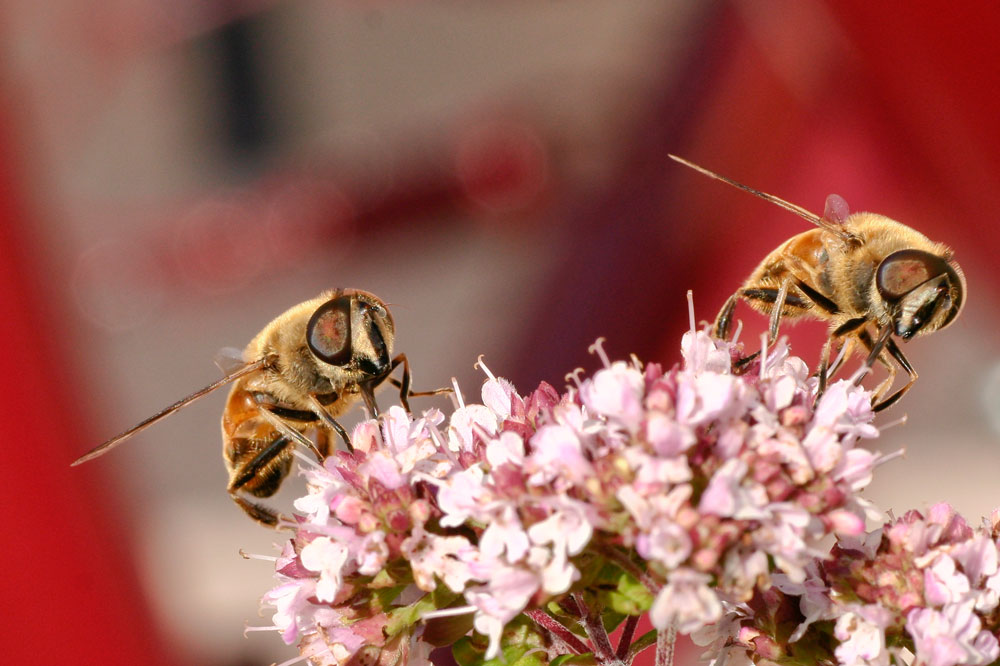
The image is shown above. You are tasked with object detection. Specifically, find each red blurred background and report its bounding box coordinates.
[4,2,1000,664]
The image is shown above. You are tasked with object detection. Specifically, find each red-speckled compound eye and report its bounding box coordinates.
[307,296,353,366]
[876,249,949,301]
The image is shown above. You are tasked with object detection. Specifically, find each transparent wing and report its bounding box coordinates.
[214,346,248,374]
[71,357,269,466]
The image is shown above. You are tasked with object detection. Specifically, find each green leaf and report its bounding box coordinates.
[371,584,406,611]
[369,569,398,588]
[423,612,475,647]
[598,566,652,615]
[385,587,459,637]
[451,615,551,666]
[629,629,658,658]
[599,609,626,635]
[451,637,546,666]
[452,637,484,666]
[502,646,546,666]
[385,596,435,637]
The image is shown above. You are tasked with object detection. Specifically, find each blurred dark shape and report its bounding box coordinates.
[205,7,275,161]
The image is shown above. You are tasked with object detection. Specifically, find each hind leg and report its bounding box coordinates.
[717,277,814,343]
[227,434,294,528]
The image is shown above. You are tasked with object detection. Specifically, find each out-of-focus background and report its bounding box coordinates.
[5,2,1000,664]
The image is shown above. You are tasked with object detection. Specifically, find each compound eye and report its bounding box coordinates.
[876,249,949,301]
[306,296,353,365]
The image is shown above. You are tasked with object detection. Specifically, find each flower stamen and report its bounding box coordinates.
[687,289,696,333]
[878,414,908,430]
[565,367,585,391]
[451,377,465,410]
[759,332,769,378]
[731,319,744,346]
[239,549,278,562]
[422,605,477,620]
[474,354,497,381]
[589,337,611,368]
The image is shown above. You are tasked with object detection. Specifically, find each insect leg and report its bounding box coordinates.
[728,288,790,367]
[256,405,326,460]
[313,428,332,460]
[874,338,917,412]
[741,284,815,319]
[734,280,813,368]
[855,327,909,411]
[386,376,453,398]
[855,331,916,412]
[870,358,897,404]
[825,336,858,379]
[389,353,412,412]
[227,435,293,528]
[768,278,793,342]
[794,281,840,315]
[385,353,452,413]
[715,291,760,372]
[817,337,836,398]
[817,317,867,398]
[732,350,761,372]
[712,294,739,340]
[858,326,893,377]
[360,383,381,418]
[719,275,824,363]
[735,280,842,376]
[231,496,285,528]
[306,393,352,452]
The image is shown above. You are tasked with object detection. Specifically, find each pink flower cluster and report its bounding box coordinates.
[700,503,1000,666]
[255,330,887,665]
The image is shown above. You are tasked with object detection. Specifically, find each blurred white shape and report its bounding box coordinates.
[980,360,1000,436]
[264,177,353,262]
[137,497,290,664]
[319,124,398,201]
[72,238,166,332]
[173,195,267,295]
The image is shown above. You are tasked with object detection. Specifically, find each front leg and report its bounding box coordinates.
[306,393,352,451]
[384,353,451,413]
[878,337,917,411]
[856,329,917,412]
